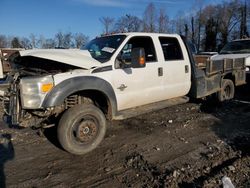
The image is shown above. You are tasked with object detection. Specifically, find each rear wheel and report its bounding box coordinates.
[218,79,235,102]
[57,104,106,155]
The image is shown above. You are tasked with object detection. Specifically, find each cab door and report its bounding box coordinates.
[157,36,191,98]
[112,36,165,111]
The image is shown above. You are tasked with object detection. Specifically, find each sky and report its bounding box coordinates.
[0,0,225,40]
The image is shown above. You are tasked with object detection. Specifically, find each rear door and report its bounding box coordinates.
[158,36,191,98]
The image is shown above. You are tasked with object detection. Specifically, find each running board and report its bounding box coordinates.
[113,96,189,120]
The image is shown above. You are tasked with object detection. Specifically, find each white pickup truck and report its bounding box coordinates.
[0,33,246,155]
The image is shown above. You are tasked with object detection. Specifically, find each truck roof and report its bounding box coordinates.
[101,32,181,38]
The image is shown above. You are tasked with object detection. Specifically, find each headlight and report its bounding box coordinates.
[20,75,54,109]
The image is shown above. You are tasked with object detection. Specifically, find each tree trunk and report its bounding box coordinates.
[191,17,195,44]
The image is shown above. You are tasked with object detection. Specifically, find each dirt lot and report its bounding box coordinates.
[0,84,250,188]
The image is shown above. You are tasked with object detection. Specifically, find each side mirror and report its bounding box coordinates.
[131,48,146,68]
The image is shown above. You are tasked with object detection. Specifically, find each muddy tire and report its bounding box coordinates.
[57,104,106,155]
[218,79,235,102]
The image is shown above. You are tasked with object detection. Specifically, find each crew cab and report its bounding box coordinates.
[0,33,246,155]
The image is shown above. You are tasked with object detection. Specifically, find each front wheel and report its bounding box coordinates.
[218,79,235,102]
[57,104,107,155]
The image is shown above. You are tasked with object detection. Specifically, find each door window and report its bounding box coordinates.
[119,36,157,63]
[159,37,183,61]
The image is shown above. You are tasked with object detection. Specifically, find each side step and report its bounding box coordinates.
[113,96,189,120]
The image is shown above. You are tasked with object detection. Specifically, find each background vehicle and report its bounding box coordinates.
[211,39,250,73]
[0,33,246,155]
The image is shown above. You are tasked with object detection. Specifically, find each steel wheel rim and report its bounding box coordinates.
[71,115,99,145]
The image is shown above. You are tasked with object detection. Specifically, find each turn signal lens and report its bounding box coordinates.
[41,83,53,93]
[140,57,145,65]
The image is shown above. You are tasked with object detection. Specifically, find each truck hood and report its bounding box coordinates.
[211,53,250,66]
[19,49,101,69]
[211,53,250,59]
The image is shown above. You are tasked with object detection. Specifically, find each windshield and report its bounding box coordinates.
[82,35,126,63]
[220,40,250,54]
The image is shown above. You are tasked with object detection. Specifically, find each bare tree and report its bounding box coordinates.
[218,1,241,46]
[20,37,31,49]
[1,0,248,52]
[11,37,22,48]
[73,33,89,48]
[184,24,189,38]
[158,9,169,33]
[63,32,72,48]
[168,19,176,33]
[240,0,249,38]
[115,14,142,32]
[37,35,56,49]
[204,18,218,51]
[199,5,220,51]
[55,31,64,48]
[191,17,195,44]
[38,35,46,48]
[42,39,56,49]
[175,12,186,35]
[0,35,7,48]
[143,3,157,32]
[192,0,205,51]
[197,8,202,52]
[29,33,37,48]
[99,17,114,34]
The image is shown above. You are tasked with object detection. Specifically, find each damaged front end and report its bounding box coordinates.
[1,52,80,128]
[6,74,59,128]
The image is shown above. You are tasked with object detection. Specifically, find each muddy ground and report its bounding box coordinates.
[0,84,250,188]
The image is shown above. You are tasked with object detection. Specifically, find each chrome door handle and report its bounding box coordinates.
[158,67,163,76]
[185,65,189,73]
[117,84,127,91]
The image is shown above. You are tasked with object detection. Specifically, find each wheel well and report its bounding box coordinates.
[223,74,235,85]
[65,90,112,120]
